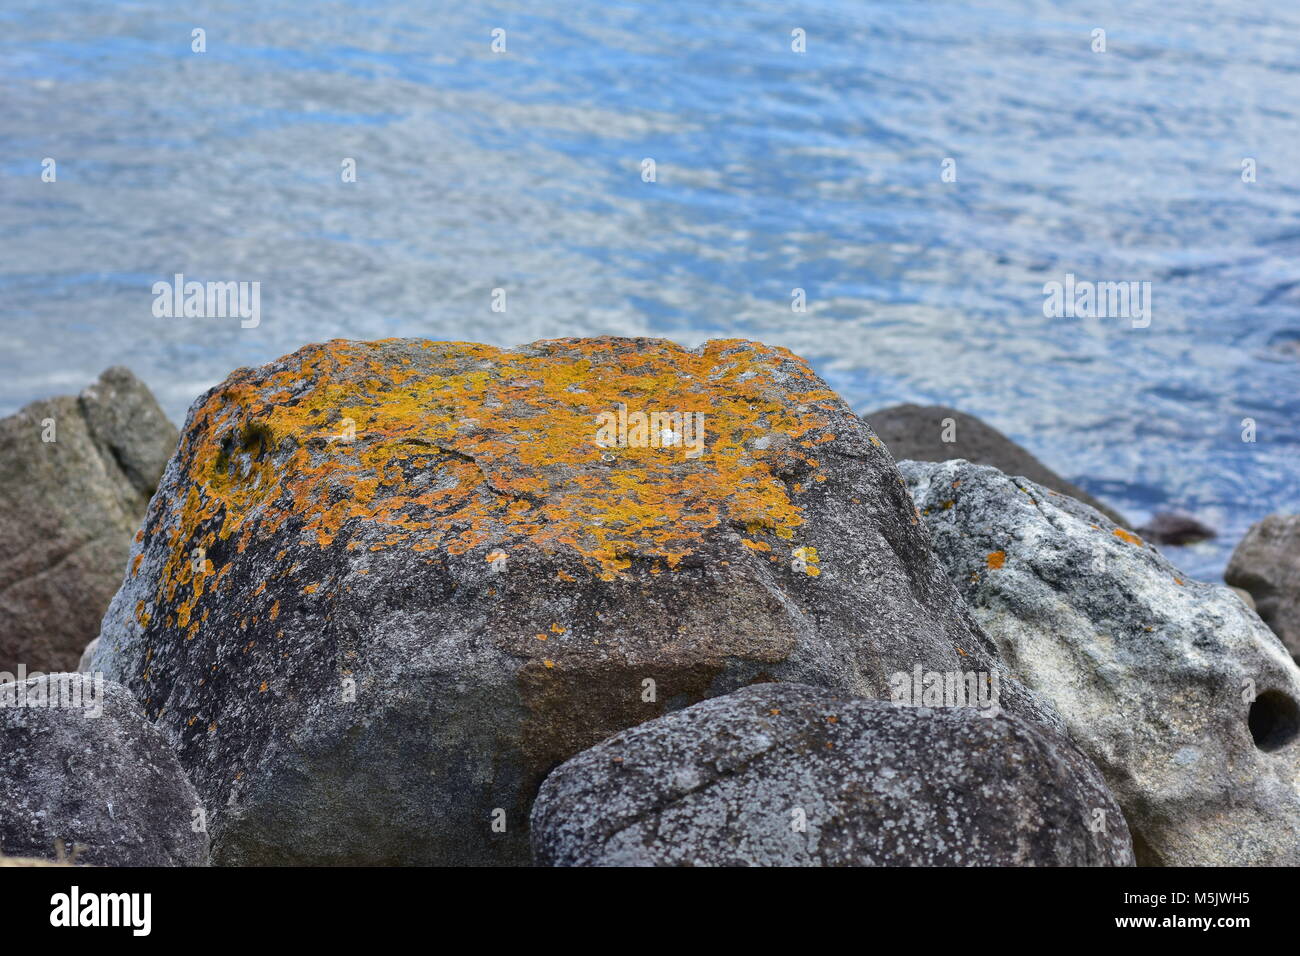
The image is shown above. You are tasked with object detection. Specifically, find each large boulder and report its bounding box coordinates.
[0,674,209,866]
[865,404,1127,526]
[0,368,177,673]
[1226,514,1300,661]
[531,683,1133,866]
[902,458,1300,865]
[94,337,1056,865]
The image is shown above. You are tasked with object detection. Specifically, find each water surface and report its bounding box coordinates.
[3,0,1298,579]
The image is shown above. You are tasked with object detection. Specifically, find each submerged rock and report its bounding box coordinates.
[902,458,1300,866]
[0,368,176,673]
[531,683,1132,867]
[0,674,208,866]
[95,337,1054,865]
[1137,511,1216,546]
[1226,514,1300,661]
[865,403,1127,527]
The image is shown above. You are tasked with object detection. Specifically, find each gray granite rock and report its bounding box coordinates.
[865,403,1127,526]
[902,458,1300,865]
[1226,514,1300,661]
[94,337,1056,865]
[0,674,208,866]
[531,682,1133,867]
[0,368,176,673]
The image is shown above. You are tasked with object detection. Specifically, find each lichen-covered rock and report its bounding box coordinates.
[531,683,1132,866]
[0,368,177,673]
[0,674,208,866]
[902,458,1300,866]
[95,337,1055,865]
[865,403,1127,526]
[1226,514,1300,661]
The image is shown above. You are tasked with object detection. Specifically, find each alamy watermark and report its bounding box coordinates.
[1043,273,1150,328]
[594,403,706,459]
[0,667,104,718]
[152,273,260,328]
[889,665,1001,718]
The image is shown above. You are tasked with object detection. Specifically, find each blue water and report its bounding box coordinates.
[2,0,1297,581]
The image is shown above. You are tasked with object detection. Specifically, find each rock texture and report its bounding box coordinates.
[0,674,208,866]
[531,683,1132,867]
[865,404,1127,526]
[0,368,177,673]
[94,337,1055,866]
[902,458,1300,866]
[1226,514,1300,661]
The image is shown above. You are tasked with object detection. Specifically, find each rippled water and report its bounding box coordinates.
[2,0,1297,580]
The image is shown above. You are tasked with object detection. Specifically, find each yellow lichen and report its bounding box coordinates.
[148,338,844,623]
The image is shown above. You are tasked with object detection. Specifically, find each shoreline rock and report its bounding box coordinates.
[0,368,176,674]
[903,458,1300,866]
[864,403,1128,527]
[1226,514,1300,662]
[93,336,1057,865]
[531,683,1133,867]
[1137,511,1216,547]
[0,674,209,867]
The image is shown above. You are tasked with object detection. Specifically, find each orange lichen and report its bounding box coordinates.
[986,551,1006,569]
[1113,528,1143,547]
[146,338,845,627]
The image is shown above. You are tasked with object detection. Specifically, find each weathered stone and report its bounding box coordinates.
[1226,514,1300,661]
[531,682,1132,866]
[0,368,177,673]
[0,674,208,866]
[902,458,1300,866]
[95,337,1055,865]
[865,404,1127,526]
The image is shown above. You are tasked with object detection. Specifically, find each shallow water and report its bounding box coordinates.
[2,0,1297,580]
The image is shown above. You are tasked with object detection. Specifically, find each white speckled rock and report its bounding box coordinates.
[531,683,1133,867]
[902,458,1300,866]
[0,674,209,866]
